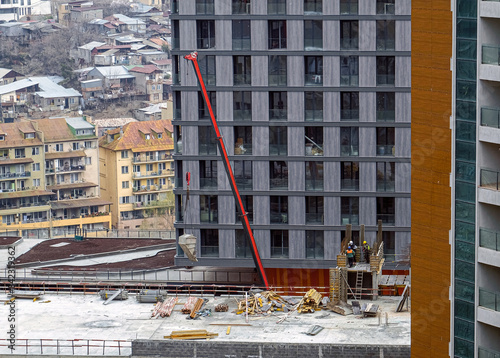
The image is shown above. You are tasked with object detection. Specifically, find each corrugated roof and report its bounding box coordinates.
[44,150,86,160]
[0,78,38,95]
[35,118,74,143]
[99,119,173,151]
[65,117,95,130]
[0,121,43,148]
[78,41,106,50]
[50,197,112,210]
[30,76,82,99]
[138,103,167,113]
[92,66,134,79]
[112,14,145,26]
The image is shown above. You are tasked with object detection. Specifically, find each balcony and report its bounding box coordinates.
[269,144,287,156]
[480,288,500,312]
[132,184,172,193]
[306,179,323,191]
[480,0,500,19]
[377,145,395,156]
[480,45,500,82]
[132,154,173,163]
[377,214,395,225]
[268,74,287,87]
[305,74,323,86]
[47,165,85,174]
[270,212,287,224]
[480,107,500,144]
[269,109,287,121]
[340,109,359,121]
[200,209,218,223]
[304,39,322,51]
[341,214,359,225]
[305,110,323,122]
[478,347,500,358]
[133,201,165,209]
[341,179,359,191]
[479,168,500,205]
[234,143,252,155]
[132,170,173,179]
[234,74,251,86]
[306,212,324,224]
[200,178,217,189]
[233,39,251,51]
[0,171,30,180]
[377,110,396,122]
[235,178,252,190]
[270,178,288,190]
[341,145,359,156]
[376,74,395,86]
[340,75,359,87]
[479,228,500,267]
[268,0,286,14]
[233,109,252,121]
[376,180,395,192]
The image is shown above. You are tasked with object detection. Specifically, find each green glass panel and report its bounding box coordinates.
[455,181,475,203]
[455,201,475,224]
[456,100,476,121]
[457,39,477,60]
[455,260,475,282]
[454,337,474,358]
[456,141,476,162]
[455,299,474,321]
[456,80,477,101]
[457,0,477,18]
[455,279,475,302]
[454,318,475,341]
[457,60,477,81]
[456,221,475,243]
[456,161,475,183]
[455,240,475,263]
[456,120,476,142]
[457,18,477,39]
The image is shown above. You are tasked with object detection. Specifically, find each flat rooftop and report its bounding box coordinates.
[0,291,410,355]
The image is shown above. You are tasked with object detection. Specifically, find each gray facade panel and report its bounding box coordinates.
[323,0,338,15]
[395,197,411,227]
[359,21,376,52]
[252,56,268,86]
[359,127,376,157]
[396,56,411,88]
[359,56,376,87]
[396,0,412,16]
[395,162,411,193]
[323,55,339,87]
[288,127,305,156]
[288,92,304,122]
[324,230,341,260]
[288,161,305,191]
[253,126,269,156]
[396,92,411,123]
[180,59,198,87]
[216,91,232,122]
[179,0,195,15]
[183,91,198,122]
[287,0,303,15]
[252,0,266,15]
[180,20,196,50]
[324,162,340,192]
[254,229,270,258]
[324,126,340,157]
[324,91,340,122]
[218,195,235,225]
[184,126,198,156]
[191,194,201,225]
[289,196,305,225]
[325,196,341,226]
[360,197,376,226]
[395,127,411,158]
[253,161,270,191]
[359,0,376,15]
[360,162,376,192]
[219,229,234,258]
[396,21,411,52]
[216,56,233,86]
[220,125,233,155]
[360,92,376,123]
[215,0,230,15]
[287,20,304,51]
[289,229,305,259]
[251,20,267,50]
[364,230,377,247]
[184,160,200,190]
[253,91,269,122]
[395,231,411,259]
[323,21,339,51]
[288,56,305,87]
[218,160,230,190]
[216,20,232,51]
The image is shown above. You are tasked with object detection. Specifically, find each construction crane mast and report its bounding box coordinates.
[184,51,269,290]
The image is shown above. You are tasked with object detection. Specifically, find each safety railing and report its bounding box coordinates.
[480,228,500,251]
[480,168,500,190]
[478,346,500,358]
[479,288,500,312]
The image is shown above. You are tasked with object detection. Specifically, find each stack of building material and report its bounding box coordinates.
[136,290,167,303]
[9,290,44,299]
[164,330,218,340]
[361,303,379,317]
[236,290,295,315]
[190,298,205,319]
[297,289,323,313]
[215,304,228,312]
[152,297,178,318]
[181,296,198,314]
[99,290,128,301]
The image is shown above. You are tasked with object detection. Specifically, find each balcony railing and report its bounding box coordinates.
[483,44,500,65]
[269,109,287,121]
[340,75,359,87]
[269,144,287,156]
[233,109,252,121]
[376,40,395,51]
[478,347,500,358]
[376,75,395,86]
[305,110,323,122]
[480,168,500,190]
[233,39,251,51]
[0,171,30,179]
[53,165,85,173]
[201,246,219,257]
[199,144,217,155]
[234,143,252,155]
[480,228,500,251]
[200,210,218,223]
[306,179,323,191]
[377,214,395,225]
[376,180,395,192]
[132,170,172,179]
[270,178,288,190]
[269,74,287,87]
[341,214,359,225]
[133,154,173,163]
[377,145,395,156]
[234,74,251,86]
[341,179,359,191]
[305,145,323,156]
[200,178,217,189]
[479,288,500,312]
[377,110,396,122]
[304,39,323,51]
[306,212,324,224]
[133,184,172,193]
[340,109,359,121]
[305,74,323,86]
[270,212,288,224]
[196,3,214,14]
[341,145,359,156]
[340,39,358,50]
[481,107,500,128]
[235,178,252,190]
[268,0,286,14]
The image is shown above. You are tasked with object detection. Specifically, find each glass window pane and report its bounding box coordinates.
[455,181,475,203]
[455,200,475,224]
[455,299,474,321]
[456,161,475,183]
[455,240,475,263]
[455,279,474,302]
[455,260,475,282]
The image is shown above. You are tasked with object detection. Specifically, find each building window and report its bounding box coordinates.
[234,160,252,190]
[270,196,288,224]
[340,127,359,156]
[377,162,395,192]
[340,0,358,14]
[199,126,217,155]
[233,91,252,121]
[45,145,48,153]
[200,195,218,223]
[32,147,39,155]
[173,91,181,119]
[340,20,358,50]
[234,56,252,85]
[382,231,395,262]
[121,166,129,174]
[269,55,287,86]
[15,149,25,158]
[199,91,216,119]
[233,20,251,50]
[306,230,324,258]
[235,230,252,258]
[377,197,395,225]
[268,20,286,49]
[119,196,130,204]
[198,54,216,86]
[33,178,40,187]
[376,20,395,51]
[73,142,80,151]
[268,0,286,14]
[172,55,180,85]
[197,20,216,49]
[305,56,323,85]
[341,161,359,191]
[340,92,359,121]
[269,91,287,121]
[234,127,252,155]
[24,132,34,139]
[233,0,250,14]
[121,150,128,158]
[200,160,218,189]
[236,195,253,223]
[306,196,324,224]
[32,163,40,171]
[340,55,359,86]
[122,181,129,189]
[304,0,322,14]
[305,127,323,156]
[306,161,323,190]
[305,91,323,121]
[269,126,287,155]
[377,56,395,85]
[341,197,359,225]
[377,0,395,14]
[200,229,219,257]
[376,127,395,156]
[55,144,64,152]
[376,92,396,122]
[196,0,214,14]
[270,161,288,190]
[304,20,322,50]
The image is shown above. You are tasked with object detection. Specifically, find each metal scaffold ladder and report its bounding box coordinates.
[355,271,363,300]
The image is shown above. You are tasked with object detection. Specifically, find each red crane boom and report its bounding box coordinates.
[184,51,269,289]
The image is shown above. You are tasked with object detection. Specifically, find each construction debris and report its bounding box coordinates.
[178,234,198,262]
[325,302,353,316]
[361,303,379,317]
[236,290,295,316]
[152,297,178,318]
[164,330,218,340]
[215,303,228,312]
[396,285,410,312]
[99,290,128,304]
[190,298,208,319]
[181,296,198,314]
[305,325,324,336]
[296,289,323,313]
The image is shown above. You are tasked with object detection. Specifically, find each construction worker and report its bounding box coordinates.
[346,246,355,268]
[363,241,371,263]
[349,240,358,262]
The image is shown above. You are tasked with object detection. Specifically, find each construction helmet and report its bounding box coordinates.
[348,246,351,249]
[363,241,367,244]
[349,241,353,245]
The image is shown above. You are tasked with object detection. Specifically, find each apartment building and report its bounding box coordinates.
[171,0,411,286]
[0,117,111,236]
[99,119,175,229]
